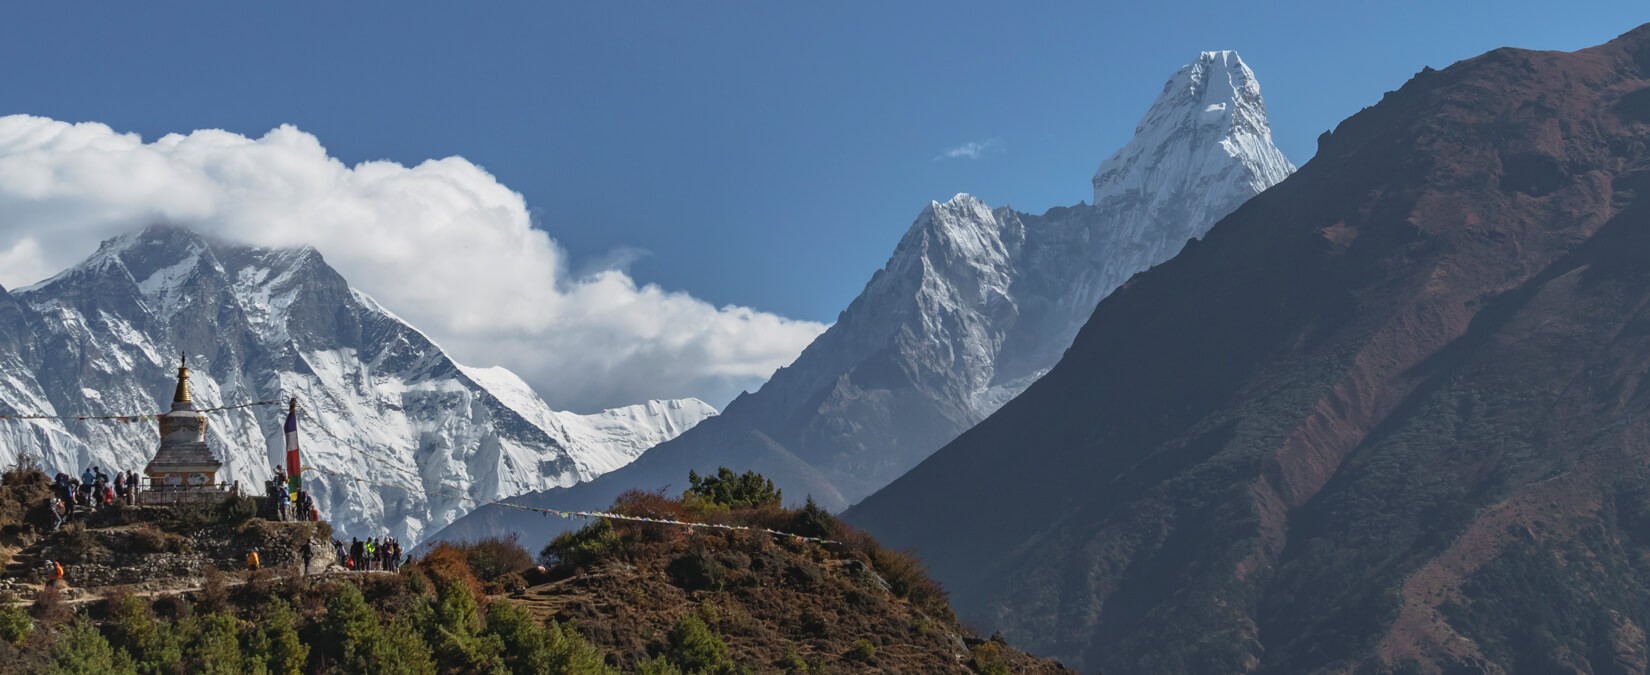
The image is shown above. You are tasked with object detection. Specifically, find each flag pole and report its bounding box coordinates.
[285,397,301,501]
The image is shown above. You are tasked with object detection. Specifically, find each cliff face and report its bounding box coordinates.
[849,24,1650,673]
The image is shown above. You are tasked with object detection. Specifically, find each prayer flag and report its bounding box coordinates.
[284,399,300,500]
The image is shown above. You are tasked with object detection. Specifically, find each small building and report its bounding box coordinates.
[143,354,231,503]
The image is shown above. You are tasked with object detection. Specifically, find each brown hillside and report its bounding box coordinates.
[848,22,1650,674]
[510,489,1070,673]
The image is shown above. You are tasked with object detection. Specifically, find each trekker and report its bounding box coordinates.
[246,547,261,571]
[349,538,363,570]
[50,498,64,531]
[301,540,314,575]
[126,470,140,504]
[44,559,63,589]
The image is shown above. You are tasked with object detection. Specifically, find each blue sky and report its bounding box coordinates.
[3,2,1645,324]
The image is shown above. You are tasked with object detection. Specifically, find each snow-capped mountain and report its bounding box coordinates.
[0,226,714,543]
[429,50,1295,550]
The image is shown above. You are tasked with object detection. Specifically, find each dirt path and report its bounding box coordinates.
[6,568,399,607]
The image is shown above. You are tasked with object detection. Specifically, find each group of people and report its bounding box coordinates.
[335,535,404,572]
[263,466,316,522]
[49,466,141,529]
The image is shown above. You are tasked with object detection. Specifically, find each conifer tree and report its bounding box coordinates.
[107,594,181,675]
[184,613,244,675]
[430,580,505,674]
[244,599,307,675]
[50,618,135,675]
[0,601,33,645]
[484,601,614,674]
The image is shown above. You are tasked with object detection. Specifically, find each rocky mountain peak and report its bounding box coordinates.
[0,226,715,544]
[424,50,1298,554]
[1094,50,1293,211]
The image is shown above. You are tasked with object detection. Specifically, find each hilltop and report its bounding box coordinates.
[0,463,1064,673]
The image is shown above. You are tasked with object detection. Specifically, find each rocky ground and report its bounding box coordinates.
[0,468,336,604]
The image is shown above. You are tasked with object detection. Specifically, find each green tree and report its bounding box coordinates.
[638,657,686,675]
[429,581,505,674]
[50,618,135,675]
[243,599,307,675]
[320,582,382,670]
[107,594,182,675]
[539,519,619,570]
[369,619,437,675]
[685,468,780,509]
[184,613,245,675]
[0,601,33,645]
[658,614,734,674]
[787,496,837,540]
[483,601,613,674]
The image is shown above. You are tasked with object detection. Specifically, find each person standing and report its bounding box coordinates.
[246,547,261,571]
[300,540,314,576]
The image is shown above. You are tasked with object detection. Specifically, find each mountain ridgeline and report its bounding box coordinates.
[848,24,1650,673]
[431,50,1295,552]
[0,227,715,543]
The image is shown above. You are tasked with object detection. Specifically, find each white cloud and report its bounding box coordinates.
[935,138,1002,161]
[0,115,826,412]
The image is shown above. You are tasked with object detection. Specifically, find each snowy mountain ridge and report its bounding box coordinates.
[0,226,715,543]
[427,49,1297,550]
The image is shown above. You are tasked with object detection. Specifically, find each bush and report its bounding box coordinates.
[53,524,107,564]
[197,566,229,614]
[31,585,70,625]
[658,614,734,674]
[216,495,257,525]
[780,646,809,673]
[849,638,877,662]
[868,547,953,622]
[666,547,728,591]
[489,571,528,595]
[787,497,837,540]
[460,534,534,582]
[417,543,483,599]
[129,526,186,554]
[968,641,1012,675]
[540,519,620,572]
[685,468,781,510]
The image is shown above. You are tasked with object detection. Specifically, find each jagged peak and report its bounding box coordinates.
[1092,50,1294,206]
[1134,49,1265,137]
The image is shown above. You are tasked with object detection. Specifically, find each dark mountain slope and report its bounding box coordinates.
[847,24,1650,674]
